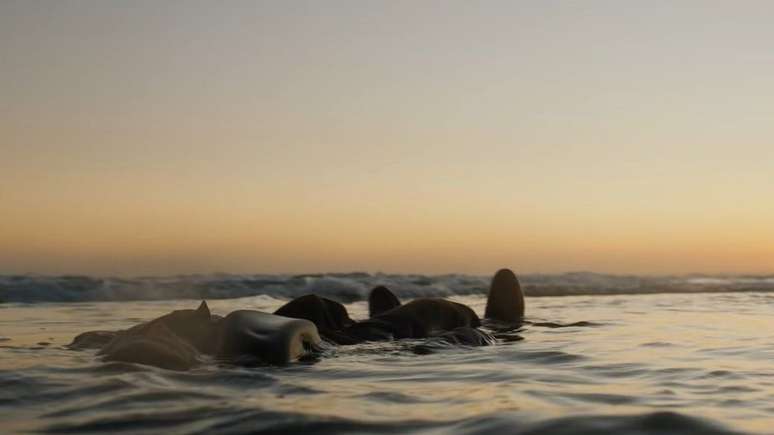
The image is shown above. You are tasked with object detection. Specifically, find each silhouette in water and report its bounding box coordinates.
[70,268,525,370]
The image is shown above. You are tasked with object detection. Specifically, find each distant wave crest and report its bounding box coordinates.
[2,272,774,303]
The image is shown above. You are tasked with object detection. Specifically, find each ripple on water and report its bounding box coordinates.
[164,368,277,389]
[43,390,223,418]
[44,405,240,434]
[3,293,773,434]
[640,341,675,348]
[509,411,742,435]
[43,408,744,435]
[695,370,747,381]
[357,391,430,404]
[580,362,650,379]
[511,350,587,365]
[1,371,130,407]
[564,392,640,405]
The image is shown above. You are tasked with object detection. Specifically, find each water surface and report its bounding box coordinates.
[2,292,772,434]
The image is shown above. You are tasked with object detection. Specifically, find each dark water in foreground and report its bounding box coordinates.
[1,292,773,434]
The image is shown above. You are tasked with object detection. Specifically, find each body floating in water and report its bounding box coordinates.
[70,269,525,370]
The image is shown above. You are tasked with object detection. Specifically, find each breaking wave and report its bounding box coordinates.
[2,272,774,303]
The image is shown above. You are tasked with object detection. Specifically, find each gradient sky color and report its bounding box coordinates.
[2,1,773,276]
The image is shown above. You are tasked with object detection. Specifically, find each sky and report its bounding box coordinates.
[1,1,773,276]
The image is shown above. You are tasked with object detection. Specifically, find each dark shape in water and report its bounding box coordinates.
[70,269,529,370]
[71,301,322,370]
[485,268,525,323]
[368,285,402,317]
[218,310,322,365]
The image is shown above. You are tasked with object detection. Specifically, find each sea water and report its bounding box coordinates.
[1,275,773,434]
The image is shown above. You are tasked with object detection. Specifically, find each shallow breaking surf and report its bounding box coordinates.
[3,272,774,303]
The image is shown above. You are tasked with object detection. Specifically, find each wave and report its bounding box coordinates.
[2,272,774,303]
[40,409,744,435]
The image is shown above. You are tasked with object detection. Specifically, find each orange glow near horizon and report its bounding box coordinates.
[2,2,774,276]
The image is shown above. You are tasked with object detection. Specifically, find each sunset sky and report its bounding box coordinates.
[2,1,773,276]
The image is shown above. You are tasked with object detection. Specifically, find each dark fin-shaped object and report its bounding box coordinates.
[196,300,211,319]
[484,268,525,323]
[368,286,401,318]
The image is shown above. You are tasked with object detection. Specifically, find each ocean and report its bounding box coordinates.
[1,273,773,434]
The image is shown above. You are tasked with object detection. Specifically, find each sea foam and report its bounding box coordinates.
[2,272,774,303]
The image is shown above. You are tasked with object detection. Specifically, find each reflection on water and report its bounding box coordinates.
[1,293,772,434]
